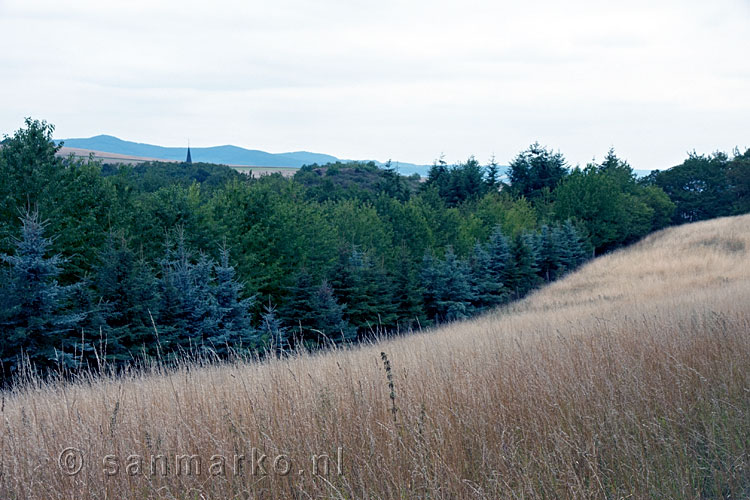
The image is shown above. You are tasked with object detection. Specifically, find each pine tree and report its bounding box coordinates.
[280,268,319,343]
[258,301,288,354]
[561,220,590,269]
[537,224,562,282]
[94,233,159,362]
[420,252,442,323]
[312,280,353,344]
[469,243,503,311]
[156,231,219,354]
[211,246,255,355]
[485,155,501,191]
[329,247,397,335]
[485,226,511,302]
[552,225,575,276]
[0,210,84,376]
[0,120,61,255]
[508,143,568,200]
[437,247,474,321]
[504,234,541,299]
[391,246,425,331]
[366,256,399,331]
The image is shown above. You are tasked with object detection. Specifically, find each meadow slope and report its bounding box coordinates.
[1,215,749,499]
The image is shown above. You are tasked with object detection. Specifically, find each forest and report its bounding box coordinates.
[1,118,748,380]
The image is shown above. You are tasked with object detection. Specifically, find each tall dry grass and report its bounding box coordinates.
[1,215,749,499]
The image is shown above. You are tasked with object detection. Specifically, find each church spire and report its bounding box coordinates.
[186,140,192,164]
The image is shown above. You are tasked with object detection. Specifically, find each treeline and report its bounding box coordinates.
[1,119,747,379]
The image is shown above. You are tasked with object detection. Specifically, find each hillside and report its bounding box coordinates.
[57,135,432,175]
[2,215,749,499]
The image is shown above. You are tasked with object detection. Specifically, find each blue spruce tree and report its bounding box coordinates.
[469,242,503,312]
[94,232,159,362]
[157,230,219,354]
[312,280,353,344]
[438,247,475,321]
[0,210,84,377]
[485,226,511,303]
[211,246,255,355]
[258,301,288,354]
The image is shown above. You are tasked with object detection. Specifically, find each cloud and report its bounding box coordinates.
[0,0,748,168]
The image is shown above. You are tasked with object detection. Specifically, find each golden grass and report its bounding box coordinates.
[2,215,749,499]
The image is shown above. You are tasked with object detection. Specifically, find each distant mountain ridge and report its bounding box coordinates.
[57,135,432,175]
[56,135,651,178]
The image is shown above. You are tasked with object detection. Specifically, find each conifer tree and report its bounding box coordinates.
[391,246,425,331]
[504,234,541,299]
[258,301,288,353]
[280,268,319,342]
[0,210,84,376]
[537,224,562,282]
[420,253,442,322]
[485,226,511,300]
[211,246,255,354]
[156,231,219,353]
[552,225,574,276]
[469,243,503,311]
[312,280,353,344]
[94,232,159,361]
[485,155,501,191]
[561,220,590,269]
[438,247,474,321]
[507,143,568,200]
[329,247,397,334]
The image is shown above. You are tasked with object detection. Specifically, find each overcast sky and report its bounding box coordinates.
[1,0,748,169]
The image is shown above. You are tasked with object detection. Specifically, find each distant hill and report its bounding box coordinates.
[56,135,432,175]
[55,135,650,178]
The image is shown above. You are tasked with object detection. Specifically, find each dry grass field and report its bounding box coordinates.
[1,215,749,499]
[57,147,167,166]
[56,147,298,177]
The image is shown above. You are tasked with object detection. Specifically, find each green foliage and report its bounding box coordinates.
[328,247,397,335]
[553,150,675,253]
[727,149,750,214]
[503,233,541,299]
[102,161,241,193]
[469,242,505,311]
[644,150,749,223]
[390,245,426,331]
[422,156,492,206]
[485,155,501,192]
[279,268,319,340]
[0,118,741,377]
[421,247,475,323]
[154,231,255,356]
[507,143,568,200]
[94,232,159,362]
[279,270,353,346]
[312,281,353,343]
[0,119,116,283]
[293,161,419,202]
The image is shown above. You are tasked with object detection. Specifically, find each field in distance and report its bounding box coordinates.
[57,146,298,177]
[1,215,749,499]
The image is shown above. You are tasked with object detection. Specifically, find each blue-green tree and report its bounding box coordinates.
[211,246,255,354]
[258,302,288,353]
[508,143,568,200]
[312,280,353,344]
[94,232,159,362]
[469,243,503,312]
[0,211,84,377]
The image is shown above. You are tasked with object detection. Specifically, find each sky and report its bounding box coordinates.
[1,0,749,170]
